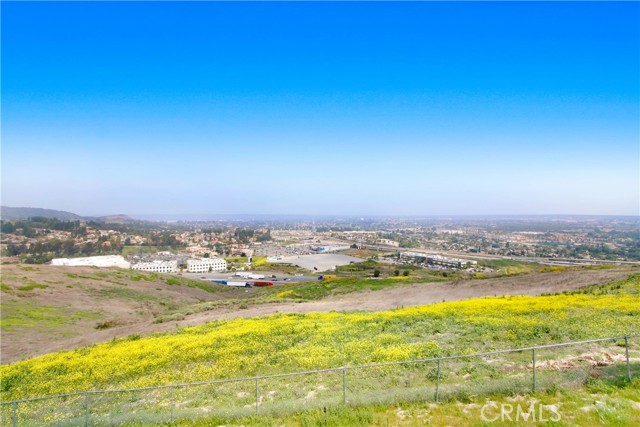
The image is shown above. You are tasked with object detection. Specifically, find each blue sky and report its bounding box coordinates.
[2,1,638,216]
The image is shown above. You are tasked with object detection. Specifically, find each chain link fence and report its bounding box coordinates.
[1,335,637,426]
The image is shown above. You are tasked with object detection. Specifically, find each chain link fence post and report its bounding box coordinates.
[532,348,537,393]
[12,401,17,427]
[171,386,175,424]
[84,392,89,427]
[435,358,441,402]
[255,378,259,416]
[625,336,631,382]
[342,368,347,406]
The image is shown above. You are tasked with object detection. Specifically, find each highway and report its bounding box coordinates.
[178,271,320,284]
[355,243,640,266]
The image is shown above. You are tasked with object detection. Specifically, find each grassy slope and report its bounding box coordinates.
[164,378,640,427]
[0,265,247,362]
[2,274,638,401]
[0,260,552,362]
[0,265,239,330]
[0,258,578,331]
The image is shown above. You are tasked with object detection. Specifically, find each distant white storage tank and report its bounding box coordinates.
[187,258,227,273]
[51,255,131,269]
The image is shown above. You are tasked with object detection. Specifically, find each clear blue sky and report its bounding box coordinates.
[2,1,638,216]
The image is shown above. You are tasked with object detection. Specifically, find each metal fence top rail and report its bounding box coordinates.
[2,333,638,405]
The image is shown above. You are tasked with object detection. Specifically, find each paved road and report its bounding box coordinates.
[357,243,640,266]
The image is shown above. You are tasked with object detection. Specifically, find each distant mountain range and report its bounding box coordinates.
[0,206,134,224]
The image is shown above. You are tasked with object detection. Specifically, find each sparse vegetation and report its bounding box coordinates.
[152,378,640,427]
[16,281,48,291]
[565,274,640,296]
[94,320,120,330]
[0,265,251,363]
[541,265,568,273]
[165,275,230,294]
[1,300,100,332]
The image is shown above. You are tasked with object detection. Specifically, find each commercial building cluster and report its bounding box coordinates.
[131,257,228,273]
[50,254,229,273]
[399,252,478,269]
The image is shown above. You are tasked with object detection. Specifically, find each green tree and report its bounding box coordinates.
[1,222,16,234]
[394,269,400,276]
[373,270,380,278]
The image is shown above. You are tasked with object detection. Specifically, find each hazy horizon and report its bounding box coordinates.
[2,2,639,216]
[3,205,640,222]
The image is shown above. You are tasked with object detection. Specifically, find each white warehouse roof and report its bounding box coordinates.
[51,255,131,268]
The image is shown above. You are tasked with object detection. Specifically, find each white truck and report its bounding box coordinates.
[227,281,251,288]
[234,272,264,279]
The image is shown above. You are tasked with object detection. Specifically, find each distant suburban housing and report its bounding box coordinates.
[131,260,178,273]
[187,258,227,273]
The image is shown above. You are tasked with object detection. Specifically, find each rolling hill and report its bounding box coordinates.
[1,205,136,224]
[0,206,83,221]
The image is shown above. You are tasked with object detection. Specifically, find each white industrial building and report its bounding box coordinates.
[310,245,351,253]
[427,255,477,268]
[131,260,177,273]
[51,255,131,269]
[399,252,478,268]
[378,238,400,247]
[187,258,227,273]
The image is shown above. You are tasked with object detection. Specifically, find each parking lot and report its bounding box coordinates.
[270,254,364,271]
